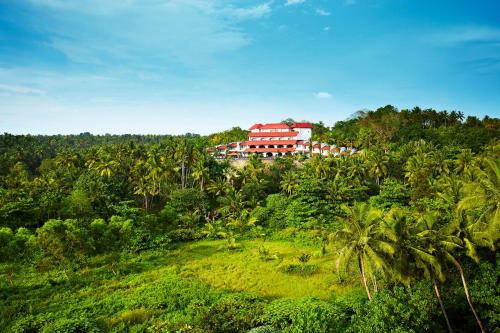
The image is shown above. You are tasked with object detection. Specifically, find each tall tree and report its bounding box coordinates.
[334,202,396,300]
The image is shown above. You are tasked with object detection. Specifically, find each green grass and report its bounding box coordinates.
[168,239,352,299]
[1,239,358,331]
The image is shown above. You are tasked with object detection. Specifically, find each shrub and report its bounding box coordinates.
[347,282,441,333]
[201,293,266,333]
[265,194,289,229]
[167,228,202,242]
[250,206,271,227]
[248,326,282,333]
[41,317,101,333]
[297,252,311,264]
[263,297,348,333]
[369,178,410,209]
[107,308,154,327]
[127,228,171,252]
[258,246,278,261]
[9,315,48,333]
[282,264,319,276]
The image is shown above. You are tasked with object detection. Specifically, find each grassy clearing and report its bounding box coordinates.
[167,239,353,299]
[1,239,358,331]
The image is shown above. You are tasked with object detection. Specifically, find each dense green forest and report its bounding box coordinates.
[1,105,499,332]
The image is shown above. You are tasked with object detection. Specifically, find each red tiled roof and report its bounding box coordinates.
[259,123,290,129]
[241,140,298,146]
[313,143,320,148]
[321,146,330,150]
[207,148,214,152]
[292,122,315,129]
[248,131,298,137]
[229,143,238,148]
[249,123,263,130]
[245,148,296,153]
[216,145,227,150]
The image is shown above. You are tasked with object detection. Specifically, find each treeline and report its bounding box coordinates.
[312,105,499,150]
[0,106,499,332]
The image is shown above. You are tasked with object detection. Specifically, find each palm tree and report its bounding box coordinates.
[454,149,475,178]
[449,209,495,333]
[208,177,228,196]
[133,177,157,211]
[55,150,80,178]
[459,157,499,229]
[218,188,247,218]
[224,167,239,187]
[192,159,210,191]
[334,202,396,300]
[412,211,459,333]
[385,209,456,332]
[368,151,389,185]
[434,172,492,332]
[346,156,366,183]
[280,171,296,195]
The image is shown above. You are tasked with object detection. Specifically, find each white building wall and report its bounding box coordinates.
[295,128,312,141]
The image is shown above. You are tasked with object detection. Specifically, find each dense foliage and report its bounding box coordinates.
[1,106,499,332]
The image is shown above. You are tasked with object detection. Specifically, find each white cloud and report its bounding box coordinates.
[25,1,259,68]
[224,3,272,19]
[344,0,356,5]
[0,84,45,95]
[429,25,500,45]
[323,26,331,31]
[27,0,137,14]
[285,0,305,6]
[316,9,330,16]
[314,91,332,99]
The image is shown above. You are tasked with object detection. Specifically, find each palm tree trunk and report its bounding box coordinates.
[456,262,486,333]
[358,256,372,300]
[6,271,14,286]
[372,273,378,293]
[181,160,185,189]
[433,279,453,333]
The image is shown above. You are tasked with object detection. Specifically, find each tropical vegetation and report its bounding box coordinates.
[0,105,499,332]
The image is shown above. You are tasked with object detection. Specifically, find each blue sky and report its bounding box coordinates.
[1,0,499,134]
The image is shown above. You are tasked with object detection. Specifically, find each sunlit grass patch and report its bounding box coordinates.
[169,239,353,299]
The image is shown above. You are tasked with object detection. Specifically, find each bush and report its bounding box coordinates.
[265,194,289,229]
[251,206,271,227]
[282,264,319,276]
[263,297,348,333]
[162,188,208,225]
[167,228,202,242]
[248,326,281,333]
[41,317,101,333]
[127,228,171,252]
[347,282,441,333]
[9,315,48,333]
[107,308,154,327]
[369,178,410,209]
[258,246,279,261]
[201,293,266,333]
